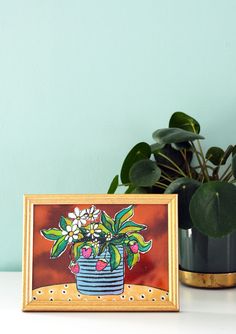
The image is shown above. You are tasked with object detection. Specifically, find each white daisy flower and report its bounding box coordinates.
[86,205,100,221]
[62,224,80,243]
[68,207,88,227]
[86,223,101,239]
[92,239,100,248]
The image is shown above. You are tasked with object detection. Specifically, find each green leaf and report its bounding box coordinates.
[73,242,85,260]
[98,223,110,234]
[120,142,151,184]
[206,147,225,166]
[100,211,115,233]
[50,236,68,258]
[114,205,134,231]
[118,221,146,234]
[128,233,152,253]
[59,216,71,231]
[129,159,161,187]
[152,128,204,145]
[109,244,121,271]
[41,228,62,240]
[169,112,200,134]
[190,181,236,237]
[126,246,140,269]
[165,177,201,229]
[107,175,119,194]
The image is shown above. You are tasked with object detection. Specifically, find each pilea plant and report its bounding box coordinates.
[108,112,236,238]
[41,205,152,273]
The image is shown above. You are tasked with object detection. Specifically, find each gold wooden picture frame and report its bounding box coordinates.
[22,194,179,311]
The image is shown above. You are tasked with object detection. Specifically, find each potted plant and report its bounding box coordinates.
[41,205,152,295]
[108,112,236,288]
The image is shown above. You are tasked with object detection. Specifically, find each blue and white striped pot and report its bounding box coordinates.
[76,245,124,295]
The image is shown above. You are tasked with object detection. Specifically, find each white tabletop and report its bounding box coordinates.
[0,272,235,333]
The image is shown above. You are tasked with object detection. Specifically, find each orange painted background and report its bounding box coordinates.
[33,204,168,291]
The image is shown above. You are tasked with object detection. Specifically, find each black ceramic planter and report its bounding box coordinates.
[179,227,236,288]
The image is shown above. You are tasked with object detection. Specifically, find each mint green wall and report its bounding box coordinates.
[1,0,236,270]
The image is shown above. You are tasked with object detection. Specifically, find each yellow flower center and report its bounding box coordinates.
[90,229,95,234]
[69,231,74,237]
[89,213,93,218]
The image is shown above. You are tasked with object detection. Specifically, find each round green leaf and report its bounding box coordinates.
[129,159,161,187]
[206,147,225,165]
[165,177,201,229]
[152,128,204,145]
[169,112,200,134]
[120,142,151,184]
[190,181,236,237]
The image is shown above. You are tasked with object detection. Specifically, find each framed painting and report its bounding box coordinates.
[22,194,179,311]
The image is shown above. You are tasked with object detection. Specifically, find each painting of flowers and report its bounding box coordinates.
[23,195,178,311]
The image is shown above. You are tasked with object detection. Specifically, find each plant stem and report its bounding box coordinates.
[191,142,209,181]
[190,123,210,181]
[161,169,175,181]
[192,164,215,171]
[197,139,210,179]
[180,149,192,178]
[160,174,173,183]
[157,152,187,177]
[157,163,187,177]
[154,181,168,189]
[223,171,233,182]
[220,165,231,181]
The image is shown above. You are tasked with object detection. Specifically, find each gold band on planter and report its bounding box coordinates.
[179,269,236,288]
